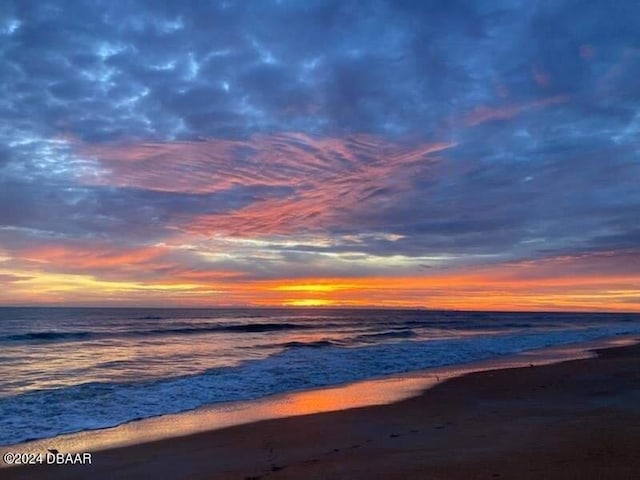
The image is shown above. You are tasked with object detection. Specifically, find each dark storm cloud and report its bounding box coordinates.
[1,0,639,285]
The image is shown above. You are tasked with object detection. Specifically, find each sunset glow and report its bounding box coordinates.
[1,1,639,312]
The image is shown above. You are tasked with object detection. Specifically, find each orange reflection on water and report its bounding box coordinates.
[6,335,635,464]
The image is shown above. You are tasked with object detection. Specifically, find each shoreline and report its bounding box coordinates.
[5,335,640,479]
[3,333,639,478]
[2,334,633,455]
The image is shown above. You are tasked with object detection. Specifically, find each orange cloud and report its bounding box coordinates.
[1,245,638,311]
[19,244,170,269]
[9,243,248,288]
[249,268,639,312]
[1,268,637,311]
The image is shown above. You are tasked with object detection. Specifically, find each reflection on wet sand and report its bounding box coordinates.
[2,334,635,463]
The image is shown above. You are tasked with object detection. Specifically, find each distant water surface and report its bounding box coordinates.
[1,307,638,445]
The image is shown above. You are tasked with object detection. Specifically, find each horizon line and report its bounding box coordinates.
[1,304,638,315]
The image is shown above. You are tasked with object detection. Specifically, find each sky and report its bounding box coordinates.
[0,0,639,311]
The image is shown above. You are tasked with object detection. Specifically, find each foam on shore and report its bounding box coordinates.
[2,333,636,465]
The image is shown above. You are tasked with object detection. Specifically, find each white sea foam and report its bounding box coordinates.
[0,307,639,446]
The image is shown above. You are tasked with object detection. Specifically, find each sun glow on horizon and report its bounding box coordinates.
[2,262,639,312]
[283,298,336,307]
[274,283,357,293]
[1,1,640,315]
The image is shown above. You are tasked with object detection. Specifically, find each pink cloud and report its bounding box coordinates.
[465,95,569,126]
[76,134,455,236]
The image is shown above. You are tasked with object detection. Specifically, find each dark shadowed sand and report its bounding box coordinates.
[5,341,640,479]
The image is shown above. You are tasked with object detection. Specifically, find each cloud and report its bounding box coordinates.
[464,95,569,126]
[78,134,453,236]
[1,0,639,308]
[0,273,31,283]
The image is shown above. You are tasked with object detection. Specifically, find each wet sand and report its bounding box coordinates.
[5,340,640,479]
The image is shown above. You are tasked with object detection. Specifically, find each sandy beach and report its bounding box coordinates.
[3,339,639,479]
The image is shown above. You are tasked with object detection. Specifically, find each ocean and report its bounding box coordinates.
[1,307,639,446]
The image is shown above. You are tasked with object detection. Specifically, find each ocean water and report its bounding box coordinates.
[0,307,639,446]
